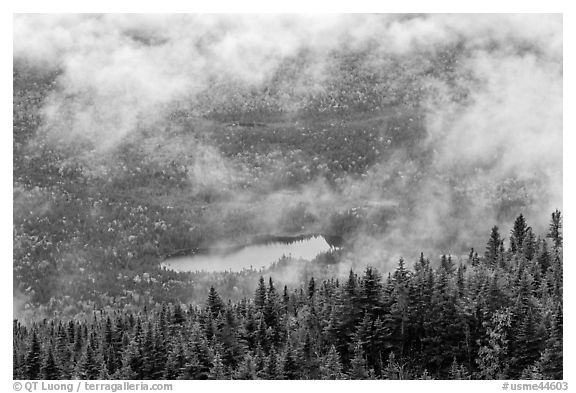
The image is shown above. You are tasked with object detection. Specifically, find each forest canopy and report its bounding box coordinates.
[14,212,563,380]
[13,14,563,381]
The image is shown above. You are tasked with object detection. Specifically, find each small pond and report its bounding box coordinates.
[162,235,335,273]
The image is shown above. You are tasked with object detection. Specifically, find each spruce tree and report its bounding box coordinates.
[282,285,290,313]
[511,214,528,254]
[42,347,61,380]
[208,352,226,380]
[307,277,316,300]
[384,352,406,380]
[264,278,281,345]
[13,346,21,380]
[348,343,368,379]
[360,266,383,317]
[440,254,455,275]
[218,302,243,369]
[98,361,110,379]
[513,307,543,376]
[78,344,100,380]
[333,269,362,365]
[264,346,283,379]
[485,226,501,267]
[537,239,551,273]
[55,323,72,378]
[207,286,224,317]
[25,330,42,380]
[547,210,562,250]
[449,357,470,380]
[540,304,563,379]
[172,303,186,325]
[282,343,299,380]
[164,342,188,379]
[523,228,537,261]
[122,334,143,379]
[254,277,267,311]
[319,345,344,380]
[235,353,257,379]
[141,322,156,378]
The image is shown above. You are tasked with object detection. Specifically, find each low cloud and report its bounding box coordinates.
[14,14,562,270]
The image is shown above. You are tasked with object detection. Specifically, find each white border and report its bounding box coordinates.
[2,3,573,391]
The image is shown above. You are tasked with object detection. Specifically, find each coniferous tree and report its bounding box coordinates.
[498,241,507,270]
[67,320,75,344]
[267,346,284,379]
[253,345,267,379]
[440,254,455,275]
[456,262,466,297]
[164,341,188,379]
[186,335,211,379]
[547,210,563,250]
[207,287,225,317]
[98,361,110,379]
[384,352,407,380]
[511,214,528,254]
[333,269,361,365]
[319,345,344,380]
[73,324,83,359]
[485,226,502,267]
[299,332,320,379]
[119,337,141,379]
[307,277,316,300]
[172,303,186,325]
[13,346,22,380]
[208,352,226,380]
[42,347,61,380]
[78,344,100,380]
[537,239,551,273]
[360,266,383,317]
[282,343,299,380]
[384,259,410,357]
[235,353,257,379]
[539,305,563,379]
[254,277,267,311]
[348,343,368,379]
[513,307,543,376]
[264,278,281,346]
[523,228,537,261]
[55,323,73,378]
[243,306,257,349]
[449,357,470,380]
[25,330,42,380]
[140,322,156,378]
[218,302,244,369]
[282,285,290,313]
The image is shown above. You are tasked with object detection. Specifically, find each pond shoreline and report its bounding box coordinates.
[164,233,343,259]
[161,234,340,273]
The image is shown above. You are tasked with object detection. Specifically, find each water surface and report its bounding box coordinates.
[162,235,332,272]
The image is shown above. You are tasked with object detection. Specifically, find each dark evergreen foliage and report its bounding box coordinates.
[13,212,563,380]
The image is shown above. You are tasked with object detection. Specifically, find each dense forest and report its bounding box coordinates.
[13,212,563,380]
[13,15,563,381]
[12,41,476,316]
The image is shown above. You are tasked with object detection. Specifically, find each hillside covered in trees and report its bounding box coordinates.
[13,15,563,381]
[13,212,563,380]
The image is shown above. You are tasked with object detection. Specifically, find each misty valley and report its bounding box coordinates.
[13,14,562,381]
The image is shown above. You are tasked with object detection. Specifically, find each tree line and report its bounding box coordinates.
[13,211,563,380]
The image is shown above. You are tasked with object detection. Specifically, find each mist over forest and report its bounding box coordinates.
[13,14,563,380]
